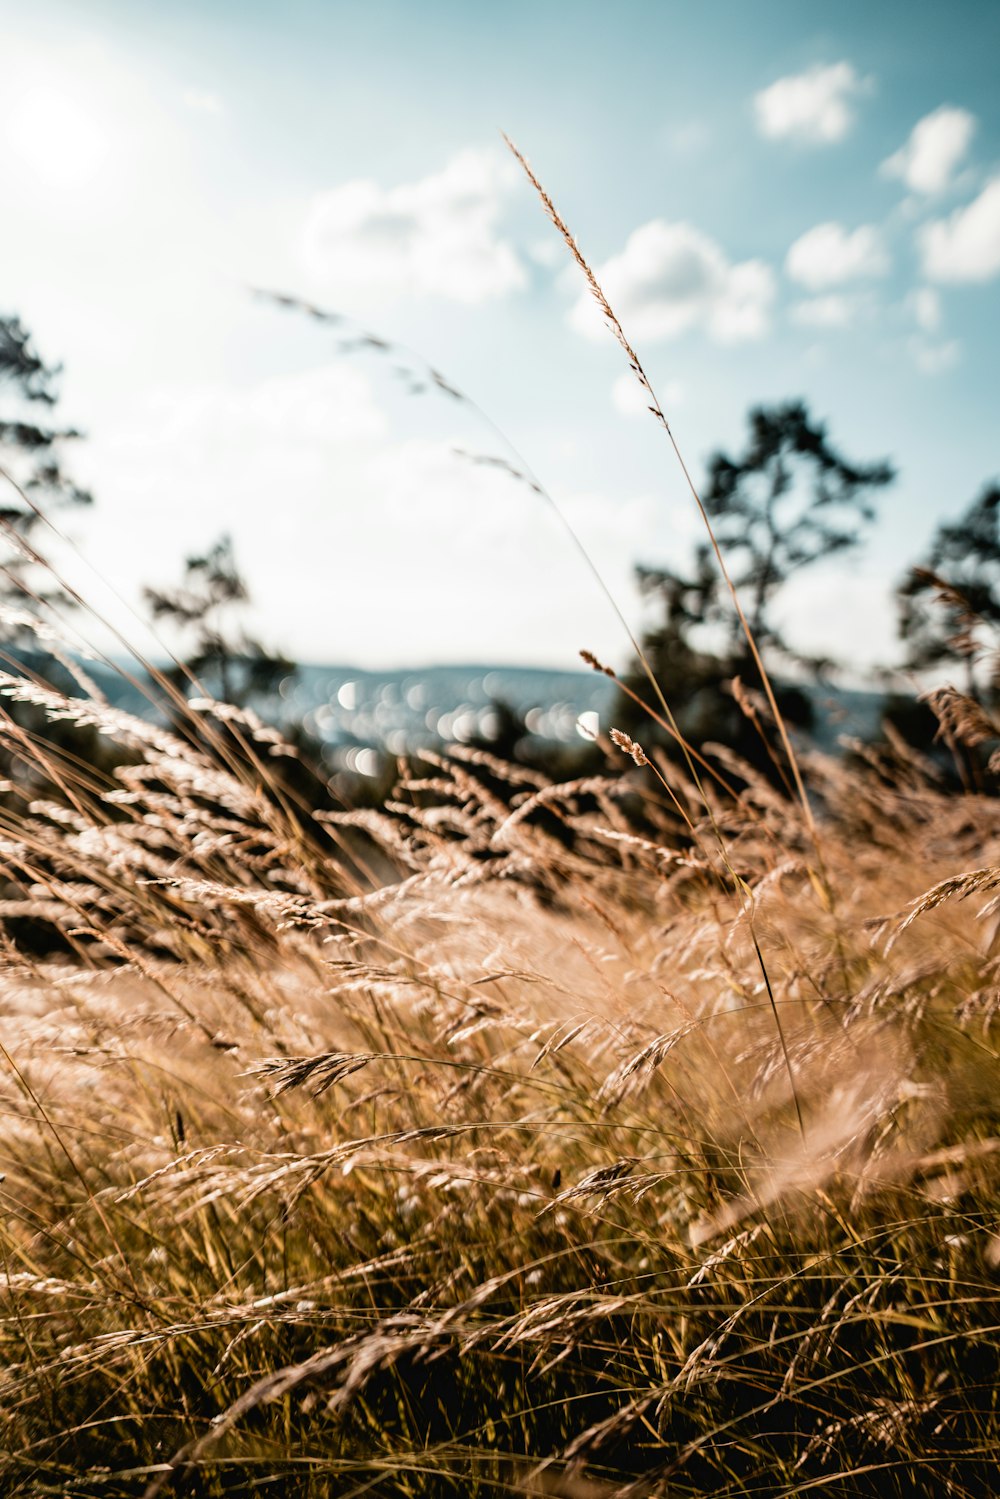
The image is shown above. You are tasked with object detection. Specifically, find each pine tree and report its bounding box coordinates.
[0,313,92,624]
[618,401,894,769]
[897,483,1000,700]
[144,533,294,707]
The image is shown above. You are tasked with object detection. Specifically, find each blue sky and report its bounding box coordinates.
[1,0,999,674]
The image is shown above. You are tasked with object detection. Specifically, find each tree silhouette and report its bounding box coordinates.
[897,483,1000,699]
[0,315,113,800]
[0,314,92,622]
[145,534,294,707]
[619,401,894,765]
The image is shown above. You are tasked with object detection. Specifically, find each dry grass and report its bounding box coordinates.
[1,153,999,1499]
[0,667,999,1495]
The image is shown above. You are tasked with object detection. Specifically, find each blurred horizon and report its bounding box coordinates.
[2,0,999,677]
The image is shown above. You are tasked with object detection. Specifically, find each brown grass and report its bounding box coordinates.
[0,661,998,1494]
[0,151,998,1498]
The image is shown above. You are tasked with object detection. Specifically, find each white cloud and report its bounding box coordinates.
[882,106,975,194]
[570,220,775,345]
[611,372,683,417]
[790,294,861,329]
[139,364,389,452]
[908,336,961,375]
[754,62,866,145]
[908,287,942,332]
[902,289,955,377]
[785,222,889,288]
[298,148,526,304]
[527,237,564,269]
[920,178,1000,282]
[69,363,660,669]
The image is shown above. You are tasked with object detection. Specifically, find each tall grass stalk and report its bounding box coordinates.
[0,158,998,1499]
[503,136,809,1137]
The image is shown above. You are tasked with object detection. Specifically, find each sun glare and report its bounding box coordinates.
[6,84,110,192]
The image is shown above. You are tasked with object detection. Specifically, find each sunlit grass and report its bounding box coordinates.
[0,672,999,1495]
[1,149,999,1499]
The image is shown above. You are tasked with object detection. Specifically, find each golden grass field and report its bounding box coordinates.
[2,660,1000,1496]
[1,155,1000,1496]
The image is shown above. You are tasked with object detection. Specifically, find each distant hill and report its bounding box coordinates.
[51,654,890,763]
